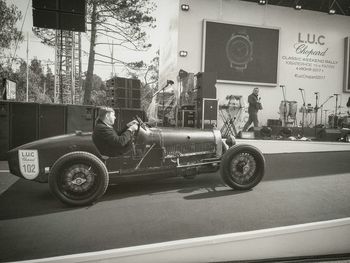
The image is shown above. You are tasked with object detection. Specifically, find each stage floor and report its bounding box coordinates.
[236,138,350,154]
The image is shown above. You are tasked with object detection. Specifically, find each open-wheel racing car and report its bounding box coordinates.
[7,117,265,206]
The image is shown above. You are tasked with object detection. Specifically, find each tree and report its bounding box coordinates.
[11,58,53,102]
[127,50,159,112]
[82,73,107,106]
[0,0,23,54]
[33,0,156,105]
[44,65,55,101]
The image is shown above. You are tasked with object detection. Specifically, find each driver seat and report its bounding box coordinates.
[92,144,110,163]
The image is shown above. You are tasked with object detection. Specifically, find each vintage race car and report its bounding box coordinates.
[7,117,265,206]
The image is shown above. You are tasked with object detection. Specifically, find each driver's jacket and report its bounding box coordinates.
[92,119,132,157]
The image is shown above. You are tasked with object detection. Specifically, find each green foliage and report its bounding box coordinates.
[82,73,107,106]
[0,58,55,102]
[0,0,24,53]
[127,50,159,112]
[33,0,156,105]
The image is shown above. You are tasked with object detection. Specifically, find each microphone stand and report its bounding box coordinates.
[298,88,306,135]
[151,80,174,126]
[324,109,329,127]
[333,94,340,128]
[281,85,287,127]
[319,96,333,127]
[314,92,319,137]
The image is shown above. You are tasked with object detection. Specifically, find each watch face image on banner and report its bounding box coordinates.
[226,32,253,72]
[203,20,279,85]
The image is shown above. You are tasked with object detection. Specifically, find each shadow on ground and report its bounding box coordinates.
[0,151,349,220]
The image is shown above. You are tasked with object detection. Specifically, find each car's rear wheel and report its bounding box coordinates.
[220,144,265,190]
[49,151,109,206]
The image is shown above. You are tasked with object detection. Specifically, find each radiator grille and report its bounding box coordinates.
[165,142,215,156]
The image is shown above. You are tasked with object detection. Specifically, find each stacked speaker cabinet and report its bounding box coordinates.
[196,72,218,129]
[344,37,350,93]
[106,77,141,109]
[0,102,10,160]
[10,102,39,148]
[32,0,86,32]
[117,108,145,130]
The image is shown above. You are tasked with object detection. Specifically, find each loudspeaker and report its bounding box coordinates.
[317,128,342,141]
[279,127,292,137]
[39,104,66,139]
[32,0,59,10]
[0,102,10,160]
[106,77,141,109]
[11,102,39,148]
[116,108,145,130]
[59,13,85,32]
[130,99,141,109]
[131,79,141,89]
[60,0,86,14]
[267,119,282,127]
[178,110,195,127]
[252,127,262,138]
[260,126,272,138]
[33,0,85,13]
[203,99,217,120]
[344,37,350,93]
[66,105,94,133]
[196,72,217,99]
[32,0,86,32]
[33,9,59,30]
[33,11,85,31]
[197,98,218,129]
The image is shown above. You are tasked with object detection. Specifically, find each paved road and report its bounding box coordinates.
[1,151,350,262]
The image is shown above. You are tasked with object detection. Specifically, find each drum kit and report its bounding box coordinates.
[279,86,350,134]
[279,100,298,126]
[219,86,350,139]
[328,109,350,129]
[279,85,298,127]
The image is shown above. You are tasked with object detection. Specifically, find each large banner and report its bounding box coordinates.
[202,20,280,86]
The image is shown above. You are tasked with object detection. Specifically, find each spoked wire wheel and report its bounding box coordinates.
[230,152,257,185]
[49,152,109,206]
[59,163,98,200]
[220,144,265,190]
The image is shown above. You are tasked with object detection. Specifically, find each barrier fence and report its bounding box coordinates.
[0,101,145,160]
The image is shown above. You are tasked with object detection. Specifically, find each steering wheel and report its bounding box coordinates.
[135,115,147,131]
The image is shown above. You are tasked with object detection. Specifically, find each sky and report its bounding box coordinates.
[5,0,161,80]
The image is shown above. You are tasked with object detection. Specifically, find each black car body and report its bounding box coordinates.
[7,120,265,206]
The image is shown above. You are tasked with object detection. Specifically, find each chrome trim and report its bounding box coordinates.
[135,143,156,170]
[176,160,221,168]
[165,150,214,158]
[222,139,229,153]
[213,129,222,157]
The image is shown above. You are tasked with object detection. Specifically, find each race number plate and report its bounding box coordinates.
[18,150,39,180]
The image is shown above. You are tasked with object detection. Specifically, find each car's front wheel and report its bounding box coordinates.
[220,144,265,190]
[49,151,109,206]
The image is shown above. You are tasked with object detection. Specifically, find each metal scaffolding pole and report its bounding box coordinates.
[54,30,81,104]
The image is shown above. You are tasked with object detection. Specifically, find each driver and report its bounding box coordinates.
[92,107,138,157]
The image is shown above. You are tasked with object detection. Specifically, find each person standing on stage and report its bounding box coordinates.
[243,87,262,131]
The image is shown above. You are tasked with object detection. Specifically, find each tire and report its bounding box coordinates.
[49,151,109,206]
[220,144,265,190]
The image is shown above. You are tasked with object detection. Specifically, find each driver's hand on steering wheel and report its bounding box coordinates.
[126,120,138,127]
[127,123,138,133]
